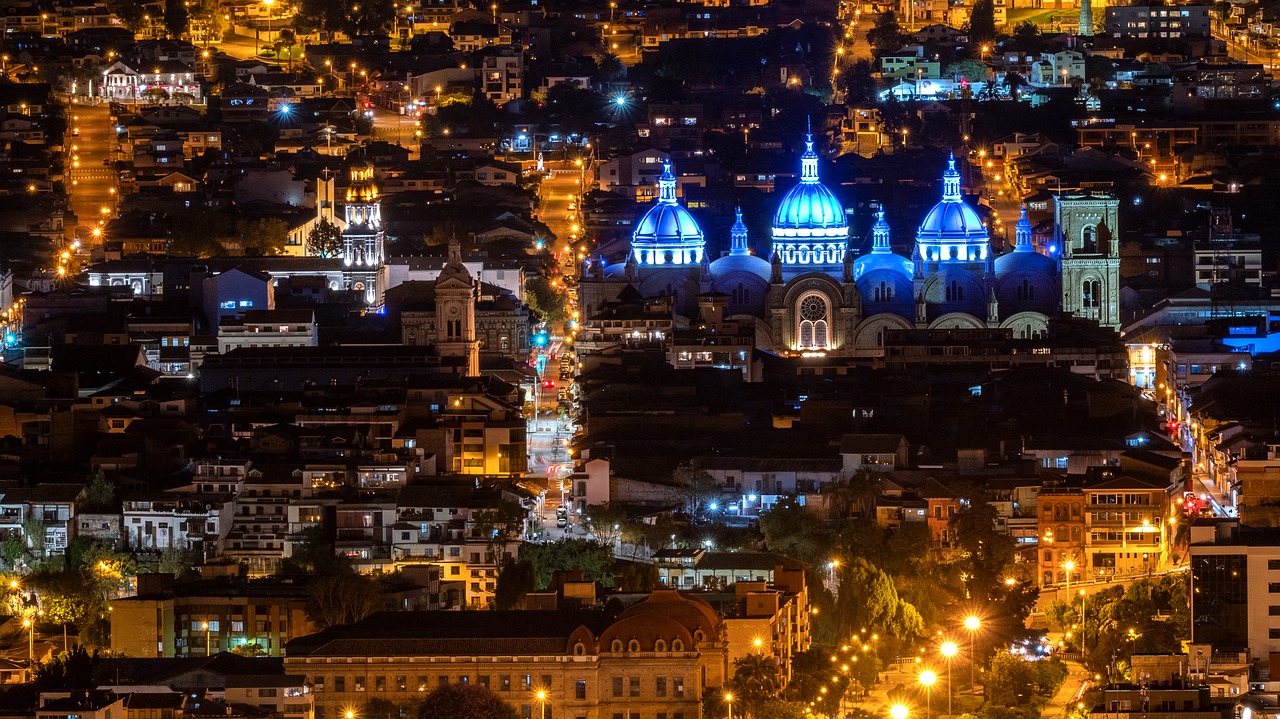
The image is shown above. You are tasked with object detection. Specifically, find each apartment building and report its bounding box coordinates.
[285,591,726,719]
[1189,519,1280,659]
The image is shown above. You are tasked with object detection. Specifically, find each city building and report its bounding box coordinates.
[285,593,727,719]
[1189,519,1280,661]
[581,141,1123,361]
[1104,5,1211,38]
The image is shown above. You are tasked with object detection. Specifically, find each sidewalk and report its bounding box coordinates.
[1041,660,1091,719]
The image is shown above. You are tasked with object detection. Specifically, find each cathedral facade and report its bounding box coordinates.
[581,136,1121,356]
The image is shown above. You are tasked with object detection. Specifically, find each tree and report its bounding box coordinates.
[983,651,1066,712]
[731,654,784,715]
[140,88,171,105]
[832,557,924,646]
[84,470,114,511]
[493,559,536,610]
[617,561,659,592]
[820,478,856,524]
[524,275,569,325]
[32,645,99,693]
[758,497,830,567]
[112,1,146,33]
[167,207,230,257]
[968,0,996,43]
[945,59,989,83]
[307,218,344,258]
[275,29,298,70]
[841,59,876,104]
[365,698,415,719]
[279,524,348,576]
[475,500,528,564]
[581,503,628,544]
[949,485,1017,599]
[418,683,519,719]
[342,0,396,36]
[1003,72,1029,101]
[673,464,721,519]
[521,539,615,589]
[867,11,906,58]
[236,217,289,256]
[164,0,189,38]
[22,517,45,559]
[307,573,386,629]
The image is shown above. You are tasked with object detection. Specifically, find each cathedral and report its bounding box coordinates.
[580,134,1121,356]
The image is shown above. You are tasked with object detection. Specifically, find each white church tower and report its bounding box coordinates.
[342,162,384,305]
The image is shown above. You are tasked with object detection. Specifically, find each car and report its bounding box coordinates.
[102,158,110,166]
[556,507,567,517]
[556,517,568,528]
[542,379,556,388]
[71,128,79,137]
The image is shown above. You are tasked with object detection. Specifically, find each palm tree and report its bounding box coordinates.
[821,478,856,525]
[732,654,783,714]
[1003,71,1028,101]
[847,469,884,518]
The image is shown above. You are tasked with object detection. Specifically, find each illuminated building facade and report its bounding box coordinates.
[581,139,1121,356]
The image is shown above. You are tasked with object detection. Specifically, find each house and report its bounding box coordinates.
[839,434,911,473]
[217,309,318,354]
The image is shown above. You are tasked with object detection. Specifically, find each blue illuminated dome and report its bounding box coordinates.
[771,130,849,266]
[996,205,1057,276]
[854,205,913,279]
[915,153,990,263]
[631,159,705,266]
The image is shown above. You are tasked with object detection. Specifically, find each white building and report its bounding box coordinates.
[1190,519,1280,659]
[378,255,525,306]
[98,60,203,103]
[122,492,234,556]
[217,309,318,353]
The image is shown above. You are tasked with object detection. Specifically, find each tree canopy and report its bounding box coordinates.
[418,683,519,719]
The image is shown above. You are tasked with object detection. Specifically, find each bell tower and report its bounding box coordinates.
[435,238,481,376]
[341,162,385,305]
[1055,193,1120,330]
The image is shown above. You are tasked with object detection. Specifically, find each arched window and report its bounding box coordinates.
[628,639,641,653]
[1017,280,1034,302]
[874,281,893,303]
[1083,279,1101,309]
[945,281,964,302]
[1071,527,1081,542]
[655,639,667,652]
[1082,226,1097,253]
[574,642,586,656]
[611,639,623,653]
[797,294,830,350]
[672,639,684,652]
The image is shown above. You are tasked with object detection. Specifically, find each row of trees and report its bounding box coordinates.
[164,208,294,257]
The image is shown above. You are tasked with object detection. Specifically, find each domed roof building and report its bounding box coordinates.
[915,153,990,264]
[631,159,705,266]
[994,205,1060,327]
[771,130,849,269]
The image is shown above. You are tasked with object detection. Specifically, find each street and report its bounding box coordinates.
[65,102,117,247]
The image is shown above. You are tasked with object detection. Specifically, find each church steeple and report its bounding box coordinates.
[657,159,678,203]
[1014,204,1033,252]
[800,117,820,184]
[871,204,891,252]
[941,151,961,202]
[729,206,750,256]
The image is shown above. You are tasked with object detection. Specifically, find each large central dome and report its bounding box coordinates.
[915,153,990,263]
[631,159,705,266]
[771,130,849,267]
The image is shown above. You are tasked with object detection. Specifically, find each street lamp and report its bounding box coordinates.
[1063,560,1075,592]
[919,670,937,719]
[536,690,548,719]
[201,621,211,656]
[725,692,735,719]
[891,704,909,719]
[963,616,981,694]
[940,641,957,716]
[22,617,33,661]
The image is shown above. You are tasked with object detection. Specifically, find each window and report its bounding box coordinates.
[1269,606,1280,616]
[1268,583,1280,593]
[1270,628,1280,639]
[797,294,830,350]
[673,677,685,698]
[945,281,964,302]
[334,677,345,692]
[1269,560,1280,571]
[1082,279,1101,309]
[575,681,587,699]
[612,677,623,697]
[629,677,641,697]
[656,678,667,697]
[501,676,511,691]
